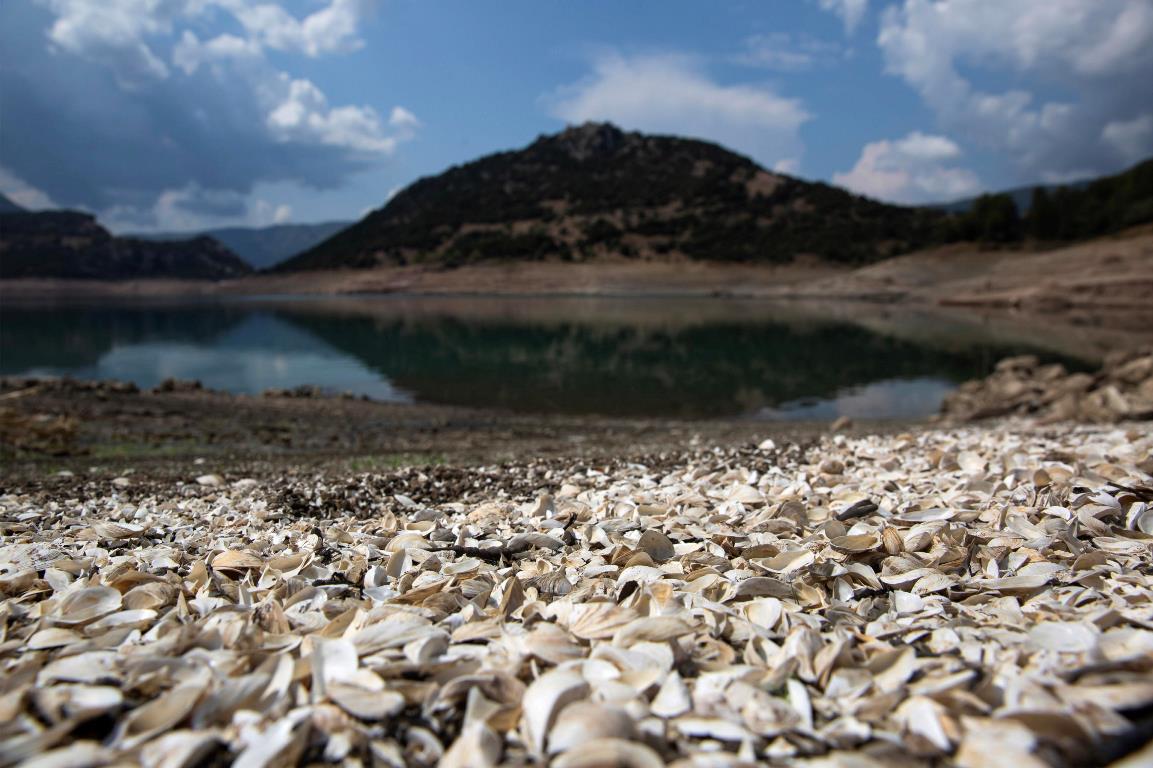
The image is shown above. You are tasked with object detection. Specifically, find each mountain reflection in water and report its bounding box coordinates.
[0,296,1092,419]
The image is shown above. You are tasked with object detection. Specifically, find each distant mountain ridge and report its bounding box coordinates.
[134,221,351,270]
[277,123,945,272]
[0,210,252,280]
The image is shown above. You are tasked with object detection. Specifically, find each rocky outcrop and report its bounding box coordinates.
[940,349,1153,423]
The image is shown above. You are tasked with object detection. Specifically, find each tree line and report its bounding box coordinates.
[938,158,1153,245]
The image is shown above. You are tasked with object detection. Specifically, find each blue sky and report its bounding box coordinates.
[1,0,1151,232]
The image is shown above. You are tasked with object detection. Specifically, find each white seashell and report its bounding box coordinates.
[91,521,145,540]
[51,586,122,626]
[613,616,692,647]
[19,742,112,768]
[115,680,207,749]
[567,602,638,640]
[520,668,590,756]
[551,738,663,768]
[34,685,123,721]
[548,702,638,754]
[759,548,815,574]
[327,685,405,721]
[441,722,502,768]
[140,731,223,768]
[1126,502,1153,533]
[1028,621,1098,653]
[26,627,83,650]
[38,651,121,685]
[84,608,157,634]
[650,671,691,718]
[311,638,360,700]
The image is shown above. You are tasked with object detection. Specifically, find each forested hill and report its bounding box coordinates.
[277,123,945,272]
[0,210,253,280]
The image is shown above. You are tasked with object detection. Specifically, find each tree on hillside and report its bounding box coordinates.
[1027,186,1060,240]
[957,193,1021,244]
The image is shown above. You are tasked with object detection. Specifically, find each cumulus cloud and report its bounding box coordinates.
[549,52,810,170]
[37,0,180,87]
[833,132,981,204]
[218,0,369,57]
[817,0,868,34]
[1,0,411,230]
[878,0,1153,182]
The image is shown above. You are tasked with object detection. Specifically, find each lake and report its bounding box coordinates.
[0,295,1093,420]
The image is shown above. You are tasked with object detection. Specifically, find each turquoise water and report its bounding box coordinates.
[0,295,1088,419]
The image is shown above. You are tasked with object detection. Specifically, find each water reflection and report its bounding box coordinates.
[0,296,1092,419]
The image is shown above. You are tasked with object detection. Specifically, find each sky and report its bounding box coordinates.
[1,0,1151,233]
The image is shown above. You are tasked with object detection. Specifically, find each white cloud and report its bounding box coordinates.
[100,184,301,232]
[267,76,407,154]
[833,132,981,204]
[1103,114,1153,164]
[0,166,58,210]
[734,33,843,71]
[217,0,369,58]
[817,0,868,34]
[549,52,810,170]
[173,31,261,75]
[389,106,420,131]
[37,0,180,86]
[14,0,412,229]
[878,0,1153,181]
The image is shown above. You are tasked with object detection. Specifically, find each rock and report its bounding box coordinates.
[940,349,1153,424]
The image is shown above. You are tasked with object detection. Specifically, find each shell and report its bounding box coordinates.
[210,550,264,572]
[3,400,1152,768]
[548,702,638,754]
[51,587,122,626]
[551,739,664,768]
[520,669,589,756]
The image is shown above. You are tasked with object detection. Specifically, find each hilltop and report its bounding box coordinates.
[0,210,252,280]
[277,123,944,272]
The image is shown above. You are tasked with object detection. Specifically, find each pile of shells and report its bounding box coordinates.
[2,422,1152,767]
[940,349,1153,424]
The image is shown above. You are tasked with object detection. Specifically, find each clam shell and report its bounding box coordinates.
[210,550,263,572]
[51,587,122,626]
[520,669,590,756]
[636,530,675,562]
[551,739,664,768]
[548,702,638,754]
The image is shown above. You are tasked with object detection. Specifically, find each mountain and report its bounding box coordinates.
[0,193,25,214]
[0,210,253,280]
[277,123,944,272]
[134,221,351,270]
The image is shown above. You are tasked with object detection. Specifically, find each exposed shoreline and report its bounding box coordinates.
[3,226,1150,308]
